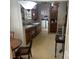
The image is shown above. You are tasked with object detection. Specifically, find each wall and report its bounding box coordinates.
[64,12,69,59]
[10,0,25,45]
[57,2,67,25]
[23,9,32,23]
[24,9,32,20]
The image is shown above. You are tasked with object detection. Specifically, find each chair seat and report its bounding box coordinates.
[16,47,29,55]
[56,39,64,43]
[15,39,32,59]
[55,35,65,43]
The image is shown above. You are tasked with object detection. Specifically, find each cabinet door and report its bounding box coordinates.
[25,28,31,44]
[31,27,36,38]
[50,22,57,32]
[50,5,58,33]
[36,25,40,34]
[37,24,41,34]
[32,8,38,20]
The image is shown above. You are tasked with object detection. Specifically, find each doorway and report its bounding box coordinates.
[18,1,68,59]
[41,16,48,31]
[37,2,50,32]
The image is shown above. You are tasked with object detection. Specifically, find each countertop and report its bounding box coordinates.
[23,22,40,29]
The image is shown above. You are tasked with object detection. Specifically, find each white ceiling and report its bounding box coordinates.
[19,1,37,9]
[18,0,68,2]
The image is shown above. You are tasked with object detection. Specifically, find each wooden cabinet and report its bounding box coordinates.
[32,6,38,20]
[36,24,41,35]
[50,5,58,33]
[31,27,36,39]
[25,24,41,44]
[25,28,32,44]
[50,22,57,32]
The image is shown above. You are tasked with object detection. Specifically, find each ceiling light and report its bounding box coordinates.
[19,1,37,9]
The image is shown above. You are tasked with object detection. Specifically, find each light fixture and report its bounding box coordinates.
[19,1,37,9]
[51,3,53,6]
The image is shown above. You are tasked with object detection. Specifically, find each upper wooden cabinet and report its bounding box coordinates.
[32,5,38,20]
[50,6,58,20]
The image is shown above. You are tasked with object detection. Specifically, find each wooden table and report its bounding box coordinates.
[10,38,22,50]
[10,38,22,59]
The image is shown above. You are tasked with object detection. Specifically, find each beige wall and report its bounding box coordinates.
[64,13,69,59]
[57,1,67,25]
[10,0,25,45]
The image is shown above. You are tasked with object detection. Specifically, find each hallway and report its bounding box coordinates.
[32,30,62,59]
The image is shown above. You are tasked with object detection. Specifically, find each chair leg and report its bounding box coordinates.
[30,51,32,57]
[15,55,21,59]
[20,56,23,59]
[28,54,30,59]
[59,49,63,53]
[55,42,57,57]
[62,43,65,59]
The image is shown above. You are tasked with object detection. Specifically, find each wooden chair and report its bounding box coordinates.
[55,26,65,59]
[15,39,32,59]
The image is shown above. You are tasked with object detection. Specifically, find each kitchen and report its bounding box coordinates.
[10,0,68,59]
[20,1,60,44]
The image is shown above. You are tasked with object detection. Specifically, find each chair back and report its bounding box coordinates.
[27,39,32,51]
[30,39,32,48]
[57,26,64,34]
[56,26,65,41]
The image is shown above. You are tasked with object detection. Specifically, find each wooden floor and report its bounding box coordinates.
[31,30,62,59]
[22,29,62,59]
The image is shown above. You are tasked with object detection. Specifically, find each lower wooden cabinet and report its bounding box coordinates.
[25,28,32,44]
[25,24,41,44]
[36,24,41,34]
